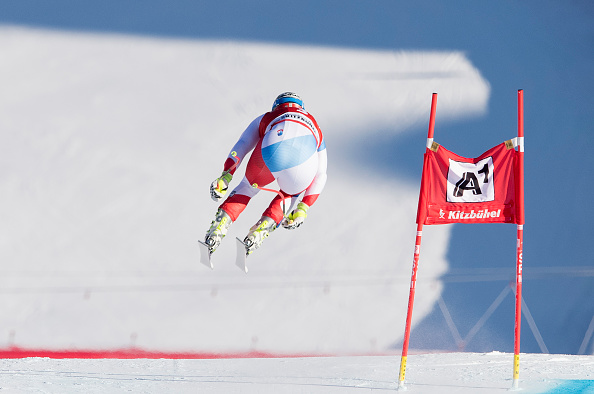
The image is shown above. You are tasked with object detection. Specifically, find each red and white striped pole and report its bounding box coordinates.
[512,89,525,389]
[398,93,437,389]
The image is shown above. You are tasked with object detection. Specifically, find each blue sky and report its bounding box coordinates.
[2,1,593,354]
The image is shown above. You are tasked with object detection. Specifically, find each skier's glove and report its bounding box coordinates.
[210,172,233,201]
[282,202,309,230]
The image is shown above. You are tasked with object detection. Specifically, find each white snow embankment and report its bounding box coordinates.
[0,26,489,354]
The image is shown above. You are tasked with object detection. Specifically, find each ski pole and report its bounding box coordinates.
[222,151,240,177]
[251,183,287,227]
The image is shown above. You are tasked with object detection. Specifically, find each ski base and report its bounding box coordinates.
[197,240,213,270]
[235,237,249,273]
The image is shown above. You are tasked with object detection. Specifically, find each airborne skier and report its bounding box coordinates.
[204,92,327,257]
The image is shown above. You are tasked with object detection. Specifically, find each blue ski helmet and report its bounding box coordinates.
[272,92,303,110]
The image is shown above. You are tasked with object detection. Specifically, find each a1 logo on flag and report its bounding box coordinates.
[447,156,495,203]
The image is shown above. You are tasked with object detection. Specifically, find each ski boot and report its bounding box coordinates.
[243,216,277,255]
[204,208,232,254]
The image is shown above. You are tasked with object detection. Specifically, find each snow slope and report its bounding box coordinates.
[0,27,490,354]
[0,353,592,393]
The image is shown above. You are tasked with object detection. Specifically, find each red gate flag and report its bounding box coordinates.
[399,91,526,390]
[416,139,520,225]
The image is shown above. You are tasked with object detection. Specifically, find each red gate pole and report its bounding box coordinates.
[512,89,525,389]
[398,93,437,389]
[398,223,424,389]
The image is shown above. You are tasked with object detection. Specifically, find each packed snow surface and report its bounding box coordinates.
[1,352,593,393]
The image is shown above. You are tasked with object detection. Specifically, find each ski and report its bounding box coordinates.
[235,237,249,273]
[199,237,249,273]
[197,240,213,270]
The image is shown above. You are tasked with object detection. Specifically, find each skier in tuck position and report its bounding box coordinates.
[204,92,327,256]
